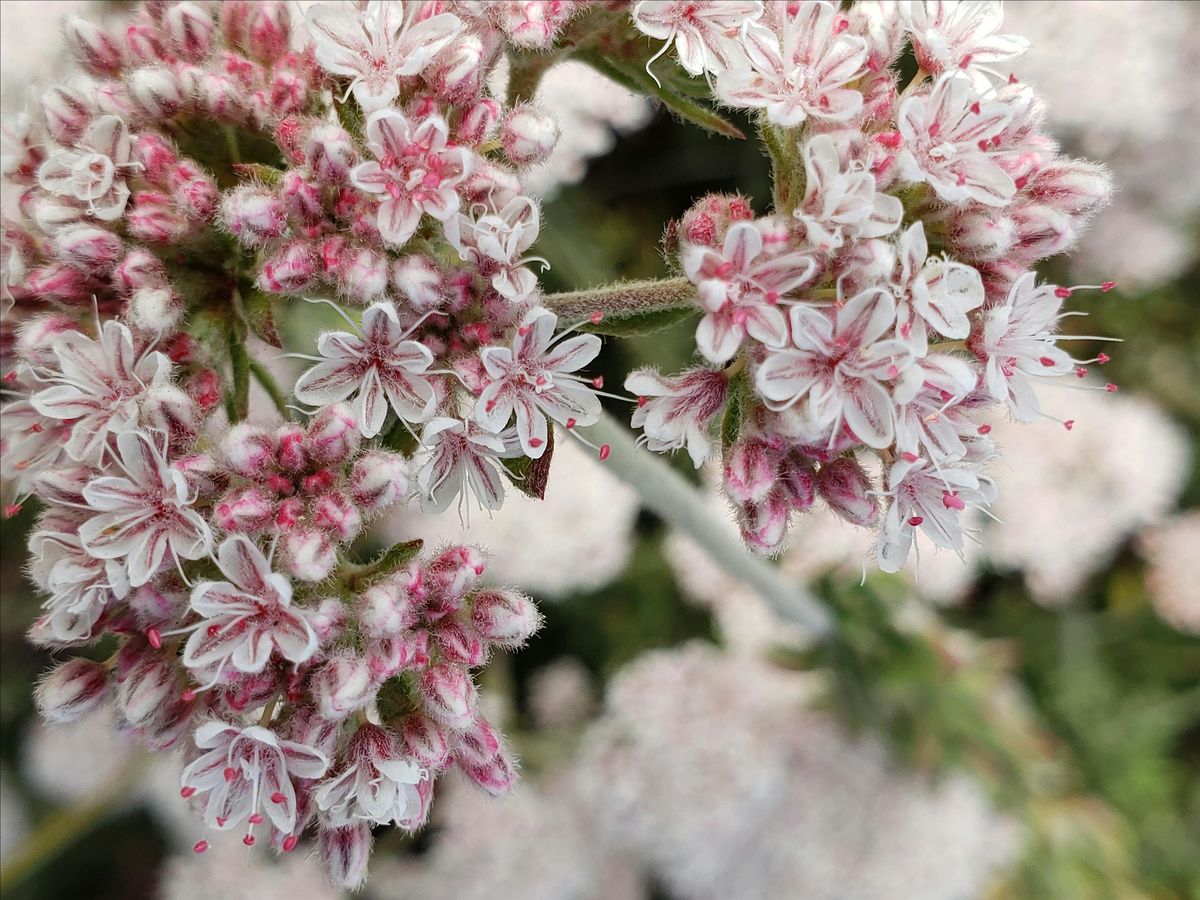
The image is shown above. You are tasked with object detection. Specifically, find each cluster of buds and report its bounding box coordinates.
[625,0,1115,567]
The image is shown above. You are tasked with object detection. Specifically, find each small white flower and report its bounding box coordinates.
[626,367,729,468]
[632,0,763,76]
[36,115,134,222]
[900,0,1029,80]
[28,530,130,642]
[448,196,541,303]
[892,221,985,345]
[416,417,510,514]
[314,723,425,828]
[795,134,903,253]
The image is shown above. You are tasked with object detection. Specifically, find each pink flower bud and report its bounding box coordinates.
[247,2,291,63]
[779,450,816,511]
[128,286,183,333]
[276,423,309,471]
[496,0,577,49]
[501,103,559,167]
[435,620,487,666]
[816,457,879,528]
[124,22,164,64]
[366,630,429,679]
[399,774,434,831]
[310,492,362,541]
[222,423,276,476]
[143,383,202,444]
[425,546,487,611]
[170,164,219,221]
[471,589,541,647]
[17,315,77,367]
[1011,203,1075,262]
[456,98,501,146]
[398,714,451,770]
[35,658,110,723]
[25,264,91,304]
[33,196,85,233]
[133,133,180,183]
[128,66,184,118]
[285,529,337,582]
[258,240,318,294]
[127,190,189,243]
[1028,159,1112,217]
[950,207,1015,262]
[337,247,388,304]
[285,704,342,757]
[280,170,322,222]
[186,367,222,411]
[53,225,122,274]
[221,185,287,245]
[305,123,356,183]
[307,403,361,463]
[320,823,373,891]
[358,579,417,639]
[138,695,196,750]
[117,656,177,726]
[32,466,91,506]
[458,746,518,796]
[41,84,92,144]
[269,70,308,118]
[451,714,501,767]
[349,451,409,513]
[313,654,375,720]
[127,583,183,626]
[63,15,125,76]
[428,34,487,102]
[306,596,348,646]
[391,255,444,311]
[163,2,215,61]
[214,486,276,533]
[739,492,791,556]
[418,663,478,731]
[115,249,167,291]
[723,438,783,505]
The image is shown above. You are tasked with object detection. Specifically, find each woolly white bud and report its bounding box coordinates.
[501,104,559,167]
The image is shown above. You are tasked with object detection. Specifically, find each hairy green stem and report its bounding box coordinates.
[542,276,697,321]
[248,357,291,420]
[585,410,835,641]
[760,120,806,215]
[228,329,251,421]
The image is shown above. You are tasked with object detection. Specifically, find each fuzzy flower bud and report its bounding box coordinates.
[471,589,541,647]
[213,486,276,533]
[163,2,215,61]
[320,823,373,891]
[425,546,487,608]
[501,104,560,167]
[458,746,518,796]
[435,620,487,667]
[115,249,167,291]
[41,84,92,144]
[418,663,478,731]
[221,185,287,245]
[428,34,487,102]
[399,714,451,771]
[338,247,388,303]
[17,315,78,367]
[143,383,202,443]
[53,225,122,274]
[495,0,577,49]
[127,66,184,118]
[35,658,110,723]
[259,240,318,294]
[305,123,356,183]
[457,98,501,146]
[222,423,274,476]
[677,192,755,250]
[358,579,417,639]
[285,529,337,582]
[117,656,177,726]
[739,492,791,556]
[314,655,375,721]
[723,438,783,505]
[63,15,125,76]
[950,207,1016,261]
[349,451,409,513]
[310,492,362,541]
[128,286,183,333]
[816,457,879,528]
[308,403,361,463]
[127,191,189,243]
[391,255,444,311]
[1028,159,1112,216]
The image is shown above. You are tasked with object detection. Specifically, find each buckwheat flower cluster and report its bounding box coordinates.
[626,0,1114,568]
[0,0,621,887]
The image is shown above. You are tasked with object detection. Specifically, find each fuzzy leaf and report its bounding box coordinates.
[575,51,745,140]
[343,539,425,590]
[241,288,282,348]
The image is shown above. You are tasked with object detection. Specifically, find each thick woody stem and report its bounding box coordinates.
[542,276,697,321]
[585,409,836,642]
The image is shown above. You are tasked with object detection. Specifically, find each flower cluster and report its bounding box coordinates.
[627,0,1114,567]
[1,0,603,887]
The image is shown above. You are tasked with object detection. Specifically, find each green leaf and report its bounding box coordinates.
[241,288,282,348]
[579,305,698,337]
[343,539,425,591]
[575,51,745,140]
[502,427,554,500]
[720,372,747,448]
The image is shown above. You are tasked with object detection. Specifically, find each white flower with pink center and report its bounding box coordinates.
[78,430,212,588]
[293,301,437,438]
[876,453,996,573]
[306,1,462,112]
[415,417,510,515]
[892,221,985,345]
[900,0,1029,79]
[31,320,172,464]
[892,353,979,461]
[351,110,473,247]
[36,115,134,222]
[313,723,426,828]
[181,535,317,677]
[795,134,904,253]
[626,367,729,468]
[972,270,1072,422]
[896,72,1016,206]
[448,196,541,303]
[682,220,817,364]
[0,399,69,491]
[755,287,917,449]
[717,1,869,127]
[632,0,763,76]
[180,722,329,841]
[474,307,602,458]
[28,530,130,642]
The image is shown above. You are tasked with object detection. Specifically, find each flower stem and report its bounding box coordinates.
[584,409,835,641]
[248,357,292,421]
[542,276,697,321]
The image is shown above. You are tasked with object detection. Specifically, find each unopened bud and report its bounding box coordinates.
[186,368,222,411]
[42,84,92,144]
[428,34,486,103]
[35,658,110,723]
[133,132,180,183]
[305,123,356,183]
[117,657,177,726]
[349,451,409,513]
[222,423,276,476]
[320,823,373,891]
[221,185,287,245]
[307,403,361,463]
[17,314,77,367]
[418,663,478,731]
[425,545,486,609]
[213,486,276,533]
[258,240,318,294]
[53,225,122,274]
[143,383,202,443]
[33,196,85,233]
[739,492,791,556]
[170,164,219,221]
[115,248,167,291]
[280,170,322,222]
[450,714,501,767]
[310,492,362,541]
[127,190,189,243]
[276,423,309,471]
[285,529,337,581]
[128,286,182,333]
[392,255,444,311]
[1011,203,1075,262]
[358,578,417,639]
[337,247,388,303]
[458,747,518,795]
[124,22,164,64]
[778,450,816,511]
[313,655,375,721]
[63,15,125,76]
[723,438,782,505]
[816,457,879,527]
[471,589,541,646]
[950,207,1015,261]
[496,1,576,49]
[128,66,184,118]
[398,714,451,770]
[501,104,559,167]
[1029,159,1112,217]
[457,98,501,146]
[163,2,215,61]
[435,619,486,666]
[247,1,291,63]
